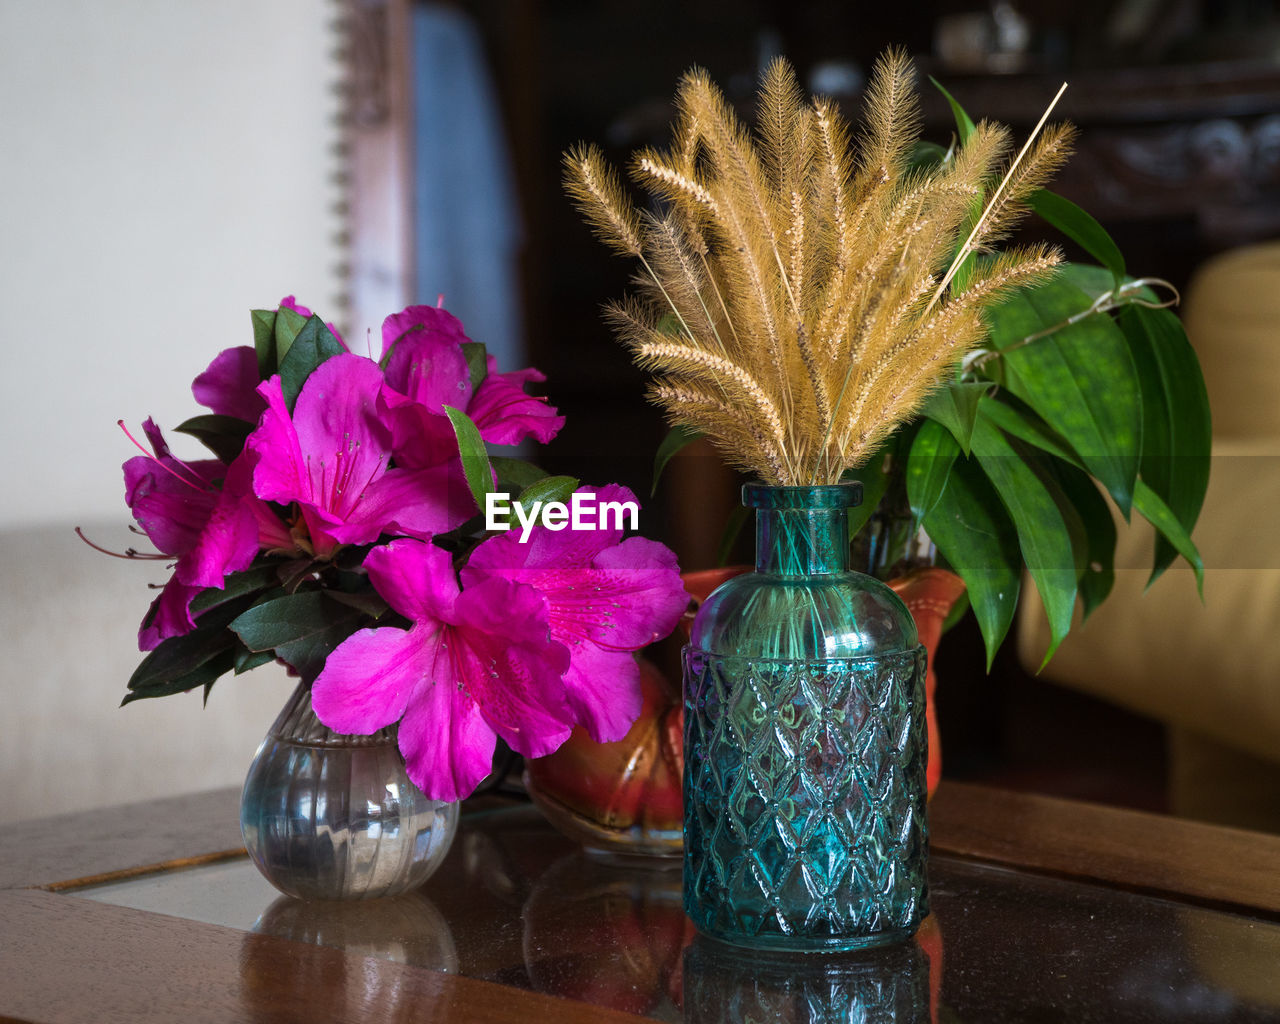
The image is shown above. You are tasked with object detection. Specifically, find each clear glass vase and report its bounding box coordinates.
[240,681,459,900]
[683,483,928,951]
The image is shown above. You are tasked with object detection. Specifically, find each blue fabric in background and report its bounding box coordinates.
[412,4,524,370]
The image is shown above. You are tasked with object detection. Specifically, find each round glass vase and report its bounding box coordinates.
[682,483,928,951]
[240,681,459,900]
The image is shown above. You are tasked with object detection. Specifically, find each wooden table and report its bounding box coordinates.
[3,782,1279,1023]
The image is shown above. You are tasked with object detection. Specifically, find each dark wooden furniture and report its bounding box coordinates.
[3,782,1280,1023]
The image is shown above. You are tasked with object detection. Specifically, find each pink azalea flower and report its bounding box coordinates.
[124,420,272,649]
[191,298,345,424]
[192,346,262,422]
[247,352,472,558]
[464,485,688,742]
[379,304,564,467]
[311,539,572,801]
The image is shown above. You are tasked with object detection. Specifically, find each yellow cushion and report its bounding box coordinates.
[1018,438,1280,766]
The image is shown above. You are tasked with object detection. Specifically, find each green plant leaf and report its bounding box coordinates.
[986,277,1141,517]
[491,456,549,492]
[1132,479,1205,596]
[905,419,960,526]
[125,598,252,698]
[173,414,254,463]
[233,647,276,675]
[1030,190,1126,284]
[652,424,704,496]
[979,398,1080,466]
[847,451,890,540]
[970,416,1078,665]
[922,455,1021,669]
[189,564,280,615]
[123,650,237,706]
[929,76,976,144]
[1119,305,1212,581]
[252,308,278,378]
[461,341,489,391]
[1049,461,1117,619]
[444,405,495,512]
[921,382,992,455]
[230,591,380,683]
[513,475,580,524]
[907,140,949,173]
[278,315,346,411]
[273,306,308,365]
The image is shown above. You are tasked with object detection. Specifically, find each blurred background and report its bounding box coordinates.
[4,0,1278,828]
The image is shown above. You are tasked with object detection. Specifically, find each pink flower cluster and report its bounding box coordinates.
[122,300,687,801]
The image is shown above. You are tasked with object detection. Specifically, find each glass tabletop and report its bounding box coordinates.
[76,802,1280,1023]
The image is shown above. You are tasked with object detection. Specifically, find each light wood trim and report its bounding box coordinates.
[930,780,1280,917]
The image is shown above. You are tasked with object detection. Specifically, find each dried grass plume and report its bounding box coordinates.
[565,51,1071,484]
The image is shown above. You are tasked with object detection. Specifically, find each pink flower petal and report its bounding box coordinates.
[191,347,264,422]
[177,453,264,589]
[312,623,432,733]
[396,644,500,802]
[469,359,565,447]
[464,485,686,742]
[138,577,202,651]
[311,539,573,801]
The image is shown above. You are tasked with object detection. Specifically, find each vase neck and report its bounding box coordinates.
[745,484,861,578]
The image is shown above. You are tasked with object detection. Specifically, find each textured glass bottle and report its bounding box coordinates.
[683,483,928,951]
[241,682,458,900]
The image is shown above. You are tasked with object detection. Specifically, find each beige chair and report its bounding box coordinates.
[1018,242,1280,833]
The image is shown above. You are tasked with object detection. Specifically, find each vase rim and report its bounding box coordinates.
[741,482,863,510]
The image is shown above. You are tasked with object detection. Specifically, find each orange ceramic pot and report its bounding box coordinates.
[524,565,965,854]
[888,568,967,799]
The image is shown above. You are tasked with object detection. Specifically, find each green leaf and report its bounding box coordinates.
[1119,305,1212,581]
[123,650,237,706]
[233,647,276,675]
[929,75,976,144]
[491,456,548,492]
[920,382,992,455]
[652,424,704,496]
[922,455,1021,669]
[273,306,308,364]
[986,277,1142,516]
[278,315,346,411]
[970,416,1078,666]
[324,588,390,619]
[513,475,580,523]
[1030,190,1126,284]
[905,419,960,526]
[1050,461,1117,619]
[461,341,489,391]
[126,598,251,697]
[230,591,380,683]
[189,564,280,615]
[847,452,890,540]
[979,398,1080,466]
[252,308,278,378]
[907,140,949,173]
[173,414,253,463]
[444,405,495,512]
[1133,479,1205,596]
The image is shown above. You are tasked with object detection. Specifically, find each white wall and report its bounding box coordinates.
[0,1,346,822]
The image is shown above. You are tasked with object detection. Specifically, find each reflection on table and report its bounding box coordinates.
[83,802,1280,1023]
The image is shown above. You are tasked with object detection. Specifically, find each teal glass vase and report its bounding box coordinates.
[683,483,928,951]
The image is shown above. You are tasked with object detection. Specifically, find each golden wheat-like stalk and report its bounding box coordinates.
[564,51,1070,485]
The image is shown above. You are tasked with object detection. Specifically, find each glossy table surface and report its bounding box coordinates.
[3,782,1280,1023]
